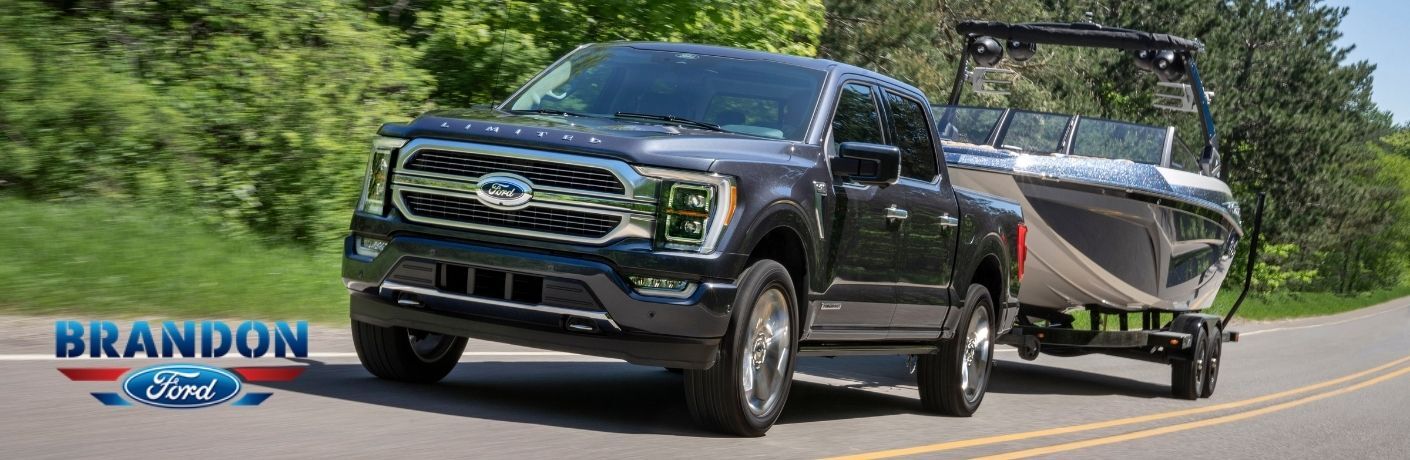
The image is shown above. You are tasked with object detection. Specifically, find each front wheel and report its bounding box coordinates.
[352,319,468,383]
[685,260,798,436]
[918,284,995,416]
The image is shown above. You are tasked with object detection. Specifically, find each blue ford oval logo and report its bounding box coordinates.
[122,364,242,408]
[476,173,534,210]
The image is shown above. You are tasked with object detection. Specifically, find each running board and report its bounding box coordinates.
[798,344,939,357]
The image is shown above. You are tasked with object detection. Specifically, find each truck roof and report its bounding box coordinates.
[590,42,929,101]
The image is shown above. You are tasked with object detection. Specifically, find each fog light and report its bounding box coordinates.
[628,275,696,298]
[354,236,388,258]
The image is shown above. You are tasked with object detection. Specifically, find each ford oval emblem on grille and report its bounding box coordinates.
[476,173,533,210]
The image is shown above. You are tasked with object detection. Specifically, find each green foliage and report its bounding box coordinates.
[0,196,345,322]
[413,0,824,106]
[1251,243,1319,293]
[1,0,433,246]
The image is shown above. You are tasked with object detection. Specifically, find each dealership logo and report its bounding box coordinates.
[60,364,303,407]
[55,320,308,407]
[476,173,533,210]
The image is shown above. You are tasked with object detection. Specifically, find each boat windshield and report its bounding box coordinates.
[1001,111,1072,154]
[505,45,825,141]
[1069,118,1165,164]
[938,106,1004,145]
[939,106,1200,169]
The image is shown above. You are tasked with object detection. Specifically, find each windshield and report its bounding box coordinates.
[506,46,825,141]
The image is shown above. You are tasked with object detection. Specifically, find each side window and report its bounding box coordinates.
[831,83,885,146]
[883,90,938,181]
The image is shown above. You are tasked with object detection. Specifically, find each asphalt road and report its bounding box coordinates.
[4,298,1410,459]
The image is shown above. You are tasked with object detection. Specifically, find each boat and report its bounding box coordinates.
[935,21,1243,316]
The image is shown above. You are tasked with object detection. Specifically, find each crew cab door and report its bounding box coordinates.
[880,88,961,339]
[813,82,903,336]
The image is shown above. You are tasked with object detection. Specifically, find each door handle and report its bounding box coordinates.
[939,213,959,228]
[885,205,909,221]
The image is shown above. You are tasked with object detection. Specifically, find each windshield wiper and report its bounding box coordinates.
[509,108,596,118]
[613,112,724,132]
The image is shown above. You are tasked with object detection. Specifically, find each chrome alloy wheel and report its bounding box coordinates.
[740,286,792,417]
[961,307,992,403]
[407,329,456,363]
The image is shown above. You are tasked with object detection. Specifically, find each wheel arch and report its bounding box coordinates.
[957,231,1017,332]
[736,202,817,327]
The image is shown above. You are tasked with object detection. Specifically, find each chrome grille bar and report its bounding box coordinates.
[407,149,625,194]
[403,192,619,237]
[389,138,659,245]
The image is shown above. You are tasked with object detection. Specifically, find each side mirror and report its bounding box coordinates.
[830,142,900,185]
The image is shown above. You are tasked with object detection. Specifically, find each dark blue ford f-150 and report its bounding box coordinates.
[343,42,1024,436]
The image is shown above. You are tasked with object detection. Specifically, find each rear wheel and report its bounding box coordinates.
[352,319,468,383]
[1171,324,1208,400]
[685,260,798,436]
[918,284,995,416]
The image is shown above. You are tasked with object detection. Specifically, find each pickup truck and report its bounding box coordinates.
[343,42,1025,436]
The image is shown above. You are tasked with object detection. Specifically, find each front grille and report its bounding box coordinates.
[403,191,621,238]
[406,149,626,195]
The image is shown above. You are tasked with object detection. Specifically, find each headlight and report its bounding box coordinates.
[358,136,408,215]
[635,166,736,253]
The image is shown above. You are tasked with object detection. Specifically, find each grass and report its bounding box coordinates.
[0,197,347,323]
[2,196,1408,325]
[1206,285,1410,322]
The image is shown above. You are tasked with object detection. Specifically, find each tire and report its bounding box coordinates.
[1200,324,1222,398]
[685,259,798,437]
[1170,324,1208,400]
[352,319,468,384]
[664,367,684,374]
[918,284,995,416]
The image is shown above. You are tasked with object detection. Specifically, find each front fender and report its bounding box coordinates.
[724,201,820,287]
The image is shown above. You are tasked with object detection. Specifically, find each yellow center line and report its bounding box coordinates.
[975,364,1410,459]
[823,354,1410,460]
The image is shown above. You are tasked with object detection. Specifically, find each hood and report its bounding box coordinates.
[378,107,805,172]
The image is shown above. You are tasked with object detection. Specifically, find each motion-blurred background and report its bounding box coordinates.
[1,0,1406,322]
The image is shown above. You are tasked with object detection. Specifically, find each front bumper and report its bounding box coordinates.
[343,233,737,368]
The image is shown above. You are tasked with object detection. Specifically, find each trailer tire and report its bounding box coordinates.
[918,284,995,416]
[1170,323,1207,400]
[1200,324,1222,398]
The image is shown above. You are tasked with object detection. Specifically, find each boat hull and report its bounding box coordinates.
[950,162,1238,312]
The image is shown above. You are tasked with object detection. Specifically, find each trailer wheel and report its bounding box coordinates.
[1170,323,1207,400]
[918,284,994,416]
[1200,325,1222,398]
